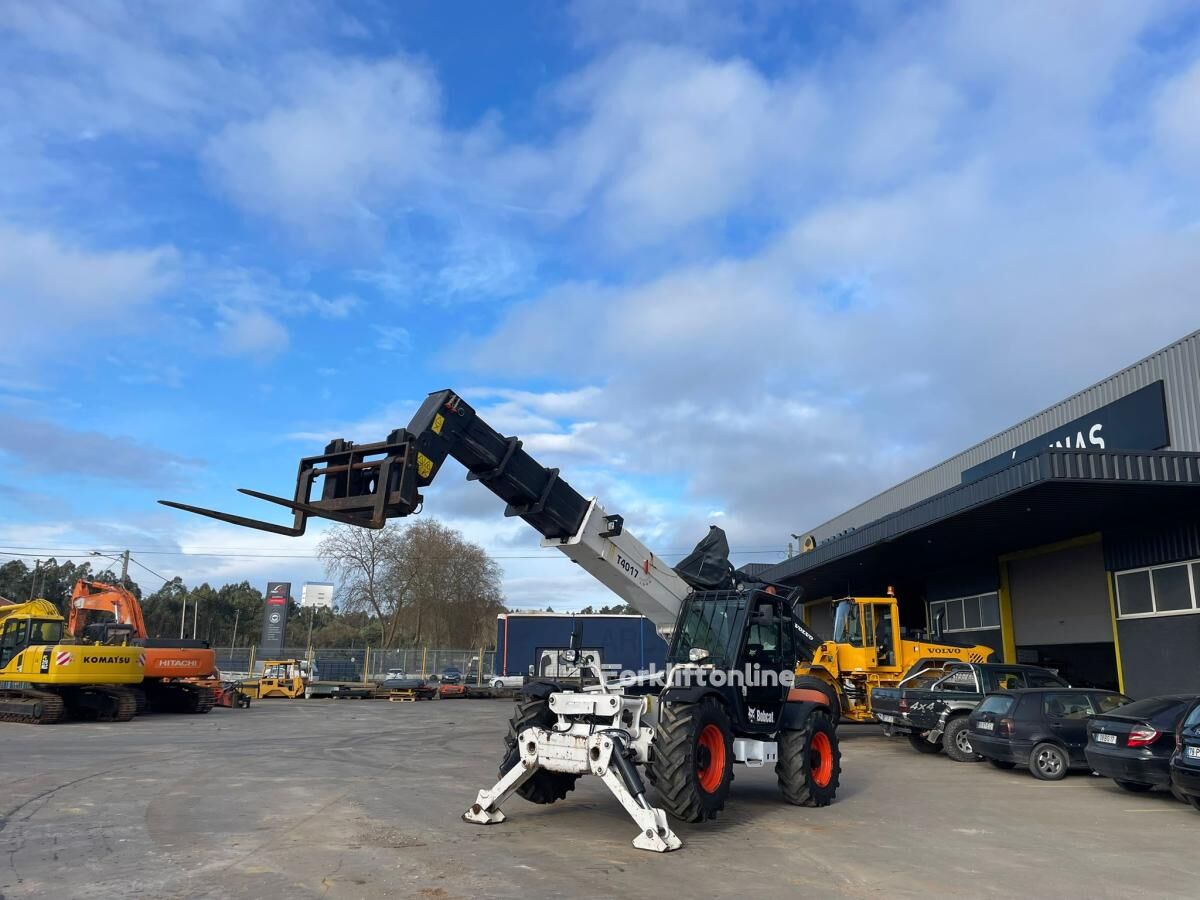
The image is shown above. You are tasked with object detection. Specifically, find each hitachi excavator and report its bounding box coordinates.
[67,580,218,714]
[1,597,143,724]
[162,388,843,852]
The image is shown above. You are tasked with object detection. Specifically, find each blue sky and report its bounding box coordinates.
[1,1,1199,610]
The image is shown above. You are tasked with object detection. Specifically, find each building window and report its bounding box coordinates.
[929,593,1000,633]
[1116,560,1200,618]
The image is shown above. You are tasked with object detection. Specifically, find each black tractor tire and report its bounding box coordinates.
[776,709,841,807]
[989,759,1017,770]
[908,732,943,754]
[791,676,841,725]
[1115,780,1154,793]
[648,696,735,822]
[1029,742,1069,781]
[499,696,579,805]
[943,717,981,763]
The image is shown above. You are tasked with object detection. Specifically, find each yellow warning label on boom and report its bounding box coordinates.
[417,453,434,478]
[432,413,444,434]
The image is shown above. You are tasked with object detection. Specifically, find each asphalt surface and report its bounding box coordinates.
[3,700,1198,899]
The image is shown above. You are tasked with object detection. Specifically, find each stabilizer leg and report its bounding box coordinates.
[462,735,539,825]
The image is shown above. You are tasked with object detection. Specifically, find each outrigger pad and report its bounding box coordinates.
[159,433,424,535]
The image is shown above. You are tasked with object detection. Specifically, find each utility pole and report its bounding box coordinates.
[120,549,130,585]
[231,608,240,653]
[193,595,199,639]
[180,595,187,639]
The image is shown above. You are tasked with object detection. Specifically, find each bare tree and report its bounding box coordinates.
[318,519,506,648]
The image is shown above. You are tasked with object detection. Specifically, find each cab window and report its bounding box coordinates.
[28,620,63,646]
[986,669,1027,691]
[1,619,28,666]
[745,601,781,668]
[1026,670,1067,688]
[936,669,978,693]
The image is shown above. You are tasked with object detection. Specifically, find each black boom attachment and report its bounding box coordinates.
[160,389,592,540]
[160,433,425,536]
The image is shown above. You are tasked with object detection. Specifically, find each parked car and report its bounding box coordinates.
[1169,697,1200,811]
[872,662,1070,761]
[380,673,436,700]
[1086,694,1200,794]
[968,687,1131,780]
[487,673,526,690]
[440,666,463,685]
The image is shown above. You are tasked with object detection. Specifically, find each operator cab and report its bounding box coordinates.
[667,588,801,734]
[830,596,900,668]
[0,617,64,667]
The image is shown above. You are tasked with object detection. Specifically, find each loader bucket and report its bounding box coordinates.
[160,431,423,536]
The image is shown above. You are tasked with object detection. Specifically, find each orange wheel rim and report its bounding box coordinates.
[696,724,726,793]
[811,731,833,787]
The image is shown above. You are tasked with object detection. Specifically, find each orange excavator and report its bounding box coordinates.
[67,579,217,714]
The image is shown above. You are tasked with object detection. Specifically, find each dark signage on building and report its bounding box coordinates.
[961,381,1170,484]
[260,581,291,655]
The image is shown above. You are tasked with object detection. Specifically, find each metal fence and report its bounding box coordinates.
[214,647,498,683]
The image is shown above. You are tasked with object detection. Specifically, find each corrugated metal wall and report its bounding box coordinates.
[1105,520,1200,572]
[813,330,1200,540]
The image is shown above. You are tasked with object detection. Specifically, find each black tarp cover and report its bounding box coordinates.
[673,525,735,591]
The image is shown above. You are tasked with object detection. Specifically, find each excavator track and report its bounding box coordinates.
[0,688,67,725]
[102,686,138,722]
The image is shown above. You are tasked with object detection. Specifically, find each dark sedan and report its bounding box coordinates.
[1170,698,1200,811]
[1086,694,1199,794]
[968,688,1130,780]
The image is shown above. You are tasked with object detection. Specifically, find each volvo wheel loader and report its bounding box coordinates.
[0,598,143,724]
[792,590,994,724]
[162,388,842,852]
[67,579,218,714]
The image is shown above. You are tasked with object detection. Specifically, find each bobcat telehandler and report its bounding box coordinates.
[162,388,842,851]
[1,598,143,724]
[68,579,218,714]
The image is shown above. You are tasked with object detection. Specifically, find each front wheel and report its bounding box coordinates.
[500,696,579,804]
[908,732,943,754]
[648,696,734,822]
[777,710,840,807]
[943,718,981,763]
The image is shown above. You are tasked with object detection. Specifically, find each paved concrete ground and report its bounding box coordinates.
[2,700,1197,899]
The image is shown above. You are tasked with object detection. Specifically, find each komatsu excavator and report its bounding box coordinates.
[67,579,218,714]
[0,598,143,724]
[162,389,842,851]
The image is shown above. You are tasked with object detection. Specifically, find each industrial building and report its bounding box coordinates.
[763,330,1200,698]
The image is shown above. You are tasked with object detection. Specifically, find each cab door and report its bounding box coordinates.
[0,619,28,669]
[871,603,898,669]
[740,596,789,732]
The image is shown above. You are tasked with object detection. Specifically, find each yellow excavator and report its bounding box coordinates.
[0,598,144,724]
[793,590,993,723]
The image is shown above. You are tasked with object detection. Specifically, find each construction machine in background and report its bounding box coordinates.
[163,388,842,852]
[1,598,143,724]
[67,580,218,714]
[241,659,309,698]
[792,591,994,724]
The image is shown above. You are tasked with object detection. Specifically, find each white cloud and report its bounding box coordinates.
[1153,57,1200,170]
[204,56,445,244]
[216,307,289,357]
[0,222,176,357]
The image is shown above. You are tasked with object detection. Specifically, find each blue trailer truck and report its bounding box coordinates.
[495,613,667,678]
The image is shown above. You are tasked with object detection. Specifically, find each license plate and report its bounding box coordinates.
[977,721,994,731]
[877,713,895,723]
[1096,733,1116,745]
[1187,746,1200,759]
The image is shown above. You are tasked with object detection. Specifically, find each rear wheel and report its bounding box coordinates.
[1115,780,1153,793]
[648,696,734,822]
[777,710,841,807]
[499,696,578,805]
[1029,742,1068,781]
[989,759,1016,770]
[908,732,943,754]
[943,718,981,762]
